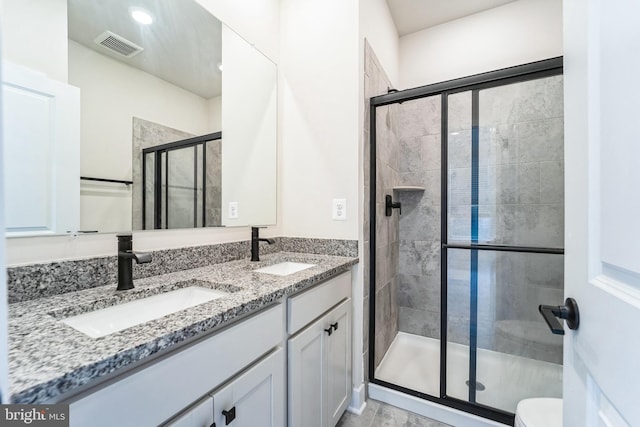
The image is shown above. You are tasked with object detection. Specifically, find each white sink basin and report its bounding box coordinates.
[62,286,228,338]
[254,261,315,276]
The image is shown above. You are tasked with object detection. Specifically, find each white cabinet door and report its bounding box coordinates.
[164,397,213,427]
[325,299,351,427]
[288,298,352,427]
[288,316,325,427]
[211,348,284,427]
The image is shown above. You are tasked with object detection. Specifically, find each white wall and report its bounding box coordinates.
[399,0,563,89]
[70,41,214,180]
[69,41,216,232]
[2,0,68,83]
[359,0,400,89]
[279,0,360,240]
[194,0,280,63]
[208,96,222,132]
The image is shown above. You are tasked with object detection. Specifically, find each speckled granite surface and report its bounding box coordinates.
[280,237,358,257]
[8,251,358,404]
[8,237,357,303]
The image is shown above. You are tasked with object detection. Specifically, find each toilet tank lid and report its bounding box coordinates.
[516,398,562,427]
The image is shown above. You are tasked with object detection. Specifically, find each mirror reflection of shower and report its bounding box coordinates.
[140,131,222,230]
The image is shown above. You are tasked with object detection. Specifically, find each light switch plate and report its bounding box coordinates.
[228,202,238,219]
[332,198,347,220]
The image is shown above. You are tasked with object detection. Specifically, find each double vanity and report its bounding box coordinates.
[7,245,358,426]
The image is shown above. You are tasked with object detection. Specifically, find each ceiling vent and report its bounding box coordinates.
[94,31,144,58]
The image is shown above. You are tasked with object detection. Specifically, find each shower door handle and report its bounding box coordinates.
[385,195,401,216]
[539,297,580,335]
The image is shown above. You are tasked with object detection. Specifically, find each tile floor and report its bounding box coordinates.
[336,400,453,427]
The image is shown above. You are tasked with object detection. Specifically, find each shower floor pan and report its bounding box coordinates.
[375,332,562,413]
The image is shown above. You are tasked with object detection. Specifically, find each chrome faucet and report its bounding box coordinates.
[117,234,152,290]
[251,227,275,262]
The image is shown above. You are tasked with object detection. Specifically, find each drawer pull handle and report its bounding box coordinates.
[324,326,333,336]
[222,407,236,425]
[331,322,339,331]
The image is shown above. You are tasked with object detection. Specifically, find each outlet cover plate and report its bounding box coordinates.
[228,202,238,219]
[332,198,347,221]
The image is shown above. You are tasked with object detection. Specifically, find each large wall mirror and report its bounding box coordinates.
[2,0,277,236]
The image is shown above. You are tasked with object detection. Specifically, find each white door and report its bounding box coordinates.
[2,61,80,235]
[564,1,640,426]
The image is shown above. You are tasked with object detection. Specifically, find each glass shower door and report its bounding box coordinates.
[372,95,444,398]
[445,76,565,413]
[141,133,221,230]
[166,145,204,229]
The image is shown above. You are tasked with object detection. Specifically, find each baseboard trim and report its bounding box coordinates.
[368,383,508,427]
[347,383,367,415]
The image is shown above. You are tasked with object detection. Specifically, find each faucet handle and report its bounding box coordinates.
[133,252,152,264]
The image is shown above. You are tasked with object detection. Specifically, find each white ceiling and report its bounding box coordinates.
[386,0,519,36]
[67,0,222,99]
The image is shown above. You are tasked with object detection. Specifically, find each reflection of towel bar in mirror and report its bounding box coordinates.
[80,177,133,186]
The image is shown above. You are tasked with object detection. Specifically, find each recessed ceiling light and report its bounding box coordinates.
[218,62,223,72]
[130,7,153,25]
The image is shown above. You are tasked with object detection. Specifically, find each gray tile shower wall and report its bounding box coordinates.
[392,75,565,366]
[396,95,442,341]
[364,41,400,369]
[7,237,357,303]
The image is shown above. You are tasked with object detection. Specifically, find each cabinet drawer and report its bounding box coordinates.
[70,304,283,427]
[287,271,351,335]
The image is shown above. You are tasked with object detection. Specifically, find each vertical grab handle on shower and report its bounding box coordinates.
[385,195,401,216]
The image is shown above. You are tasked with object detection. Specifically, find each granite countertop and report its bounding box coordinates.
[8,251,358,404]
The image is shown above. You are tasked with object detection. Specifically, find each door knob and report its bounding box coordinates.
[539,297,580,335]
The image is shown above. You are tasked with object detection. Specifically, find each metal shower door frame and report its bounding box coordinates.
[142,132,221,229]
[368,57,564,425]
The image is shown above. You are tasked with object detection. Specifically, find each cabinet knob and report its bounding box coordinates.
[222,407,236,425]
[325,322,339,336]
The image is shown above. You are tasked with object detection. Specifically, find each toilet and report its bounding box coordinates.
[515,398,562,427]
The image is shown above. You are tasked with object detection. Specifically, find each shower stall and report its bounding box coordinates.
[142,132,222,230]
[369,58,564,424]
